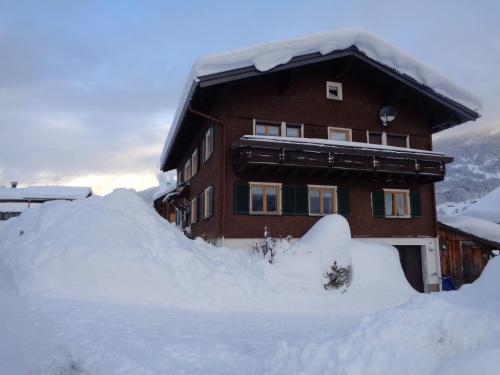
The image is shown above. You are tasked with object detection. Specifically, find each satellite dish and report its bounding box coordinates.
[379,106,397,127]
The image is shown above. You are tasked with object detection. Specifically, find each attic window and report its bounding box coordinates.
[326,81,343,101]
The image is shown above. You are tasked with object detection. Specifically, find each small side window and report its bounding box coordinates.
[326,81,343,101]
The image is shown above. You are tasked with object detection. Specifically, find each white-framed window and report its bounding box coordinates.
[191,149,198,177]
[367,131,409,148]
[326,81,343,101]
[253,120,304,138]
[254,120,282,136]
[203,186,214,219]
[285,123,303,138]
[191,198,198,224]
[249,182,282,215]
[328,127,352,142]
[383,189,411,218]
[308,185,337,215]
[184,159,192,182]
[203,127,214,162]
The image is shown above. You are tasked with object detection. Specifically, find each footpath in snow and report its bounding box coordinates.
[0,189,499,374]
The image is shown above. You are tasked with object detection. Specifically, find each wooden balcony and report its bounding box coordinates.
[231,137,453,183]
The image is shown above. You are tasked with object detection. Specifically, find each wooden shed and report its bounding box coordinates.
[438,215,500,289]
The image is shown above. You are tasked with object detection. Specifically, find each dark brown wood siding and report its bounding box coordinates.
[173,59,439,240]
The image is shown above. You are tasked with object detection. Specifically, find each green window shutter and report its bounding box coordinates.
[282,185,296,215]
[372,191,385,218]
[234,183,249,214]
[410,191,422,218]
[337,187,351,216]
[295,186,309,215]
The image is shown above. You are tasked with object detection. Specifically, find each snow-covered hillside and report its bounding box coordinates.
[435,127,500,205]
[463,186,500,224]
[1,190,499,374]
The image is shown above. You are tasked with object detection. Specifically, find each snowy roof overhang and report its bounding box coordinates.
[160,29,481,171]
[0,186,93,202]
[438,215,500,248]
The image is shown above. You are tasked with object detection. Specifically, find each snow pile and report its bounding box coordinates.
[161,28,480,166]
[463,186,500,224]
[439,215,500,245]
[0,189,412,313]
[267,257,500,375]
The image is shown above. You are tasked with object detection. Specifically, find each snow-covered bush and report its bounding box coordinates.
[252,227,291,264]
[323,261,351,290]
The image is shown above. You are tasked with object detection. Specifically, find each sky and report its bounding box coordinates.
[0,0,499,195]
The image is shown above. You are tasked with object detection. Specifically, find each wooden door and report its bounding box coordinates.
[395,245,424,293]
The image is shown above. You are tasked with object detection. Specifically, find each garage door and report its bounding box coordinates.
[395,245,424,293]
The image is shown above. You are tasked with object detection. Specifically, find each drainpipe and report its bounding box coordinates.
[188,105,226,241]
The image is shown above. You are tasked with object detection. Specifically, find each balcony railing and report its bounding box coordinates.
[231,136,452,183]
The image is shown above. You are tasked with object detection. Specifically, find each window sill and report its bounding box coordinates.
[384,215,412,219]
[249,211,281,216]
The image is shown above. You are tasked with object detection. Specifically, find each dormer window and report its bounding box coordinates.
[326,81,343,101]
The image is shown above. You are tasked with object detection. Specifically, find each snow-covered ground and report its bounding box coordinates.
[1,190,499,374]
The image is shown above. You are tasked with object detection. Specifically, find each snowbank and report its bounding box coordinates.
[463,186,500,224]
[267,257,500,374]
[0,189,413,314]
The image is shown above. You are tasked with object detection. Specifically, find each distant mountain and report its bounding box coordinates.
[434,127,500,204]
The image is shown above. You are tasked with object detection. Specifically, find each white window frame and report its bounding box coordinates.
[253,119,304,138]
[249,182,282,215]
[307,185,337,216]
[328,127,352,142]
[284,123,304,138]
[204,128,213,162]
[191,149,198,177]
[383,188,411,218]
[366,131,409,148]
[326,81,343,101]
[184,159,192,182]
[203,186,213,219]
[190,198,198,224]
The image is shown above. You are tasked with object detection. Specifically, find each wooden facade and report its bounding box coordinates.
[438,222,499,289]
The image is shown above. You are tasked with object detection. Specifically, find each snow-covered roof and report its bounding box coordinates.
[153,182,176,201]
[438,215,500,247]
[241,135,448,157]
[463,186,500,224]
[0,186,92,202]
[160,28,481,169]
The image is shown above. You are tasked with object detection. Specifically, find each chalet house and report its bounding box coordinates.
[158,30,480,293]
[438,215,499,289]
[0,184,92,220]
